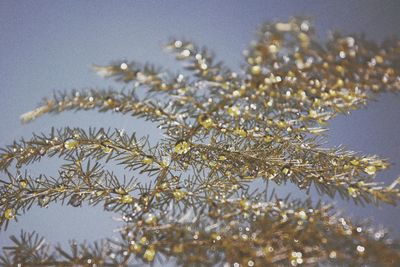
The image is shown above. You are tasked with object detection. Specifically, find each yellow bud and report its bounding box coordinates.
[105,98,116,107]
[129,243,142,254]
[308,110,318,119]
[173,190,186,201]
[143,247,156,262]
[101,141,113,153]
[174,141,191,154]
[19,179,28,188]
[250,65,262,75]
[348,187,358,198]
[56,185,66,193]
[364,165,377,175]
[142,157,153,165]
[64,138,79,150]
[239,199,251,211]
[276,120,287,129]
[227,106,240,117]
[140,236,148,244]
[172,244,184,253]
[115,187,127,195]
[350,160,359,166]
[143,213,158,225]
[198,115,214,129]
[281,166,291,176]
[234,128,247,138]
[296,210,308,220]
[120,195,134,204]
[264,135,273,143]
[218,156,226,161]
[4,208,15,220]
[375,55,384,64]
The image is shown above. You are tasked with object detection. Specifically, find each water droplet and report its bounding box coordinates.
[143,213,157,225]
[120,63,128,70]
[329,250,337,258]
[38,196,50,207]
[104,201,114,211]
[180,49,190,57]
[174,40,182,48]
[68,194,83,207]
[39,148,46,156]
[356,245,365,253]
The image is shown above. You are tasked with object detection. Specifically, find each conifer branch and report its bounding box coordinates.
[0,127,159,173]
[20,89,182,128]
[165,39,237,83]
[243,17,400,127]
[1,198,399,266]
[1,17,400,266]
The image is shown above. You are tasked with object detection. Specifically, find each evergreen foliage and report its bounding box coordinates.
[1,18,399,266]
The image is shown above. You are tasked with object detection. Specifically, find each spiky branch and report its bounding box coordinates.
[1,17,400,266]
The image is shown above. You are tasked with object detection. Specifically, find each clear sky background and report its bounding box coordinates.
[1,0,400,255]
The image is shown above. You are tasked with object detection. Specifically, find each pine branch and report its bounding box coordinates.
[243,17,400,127]
[165,39,237,83]
[192,139,398,205]
[0,127,166,173]
[0,164,143,230]
[1,17,400,266]
[19,89,182,128]
[93,61,187,92]
[1,198,399,266]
